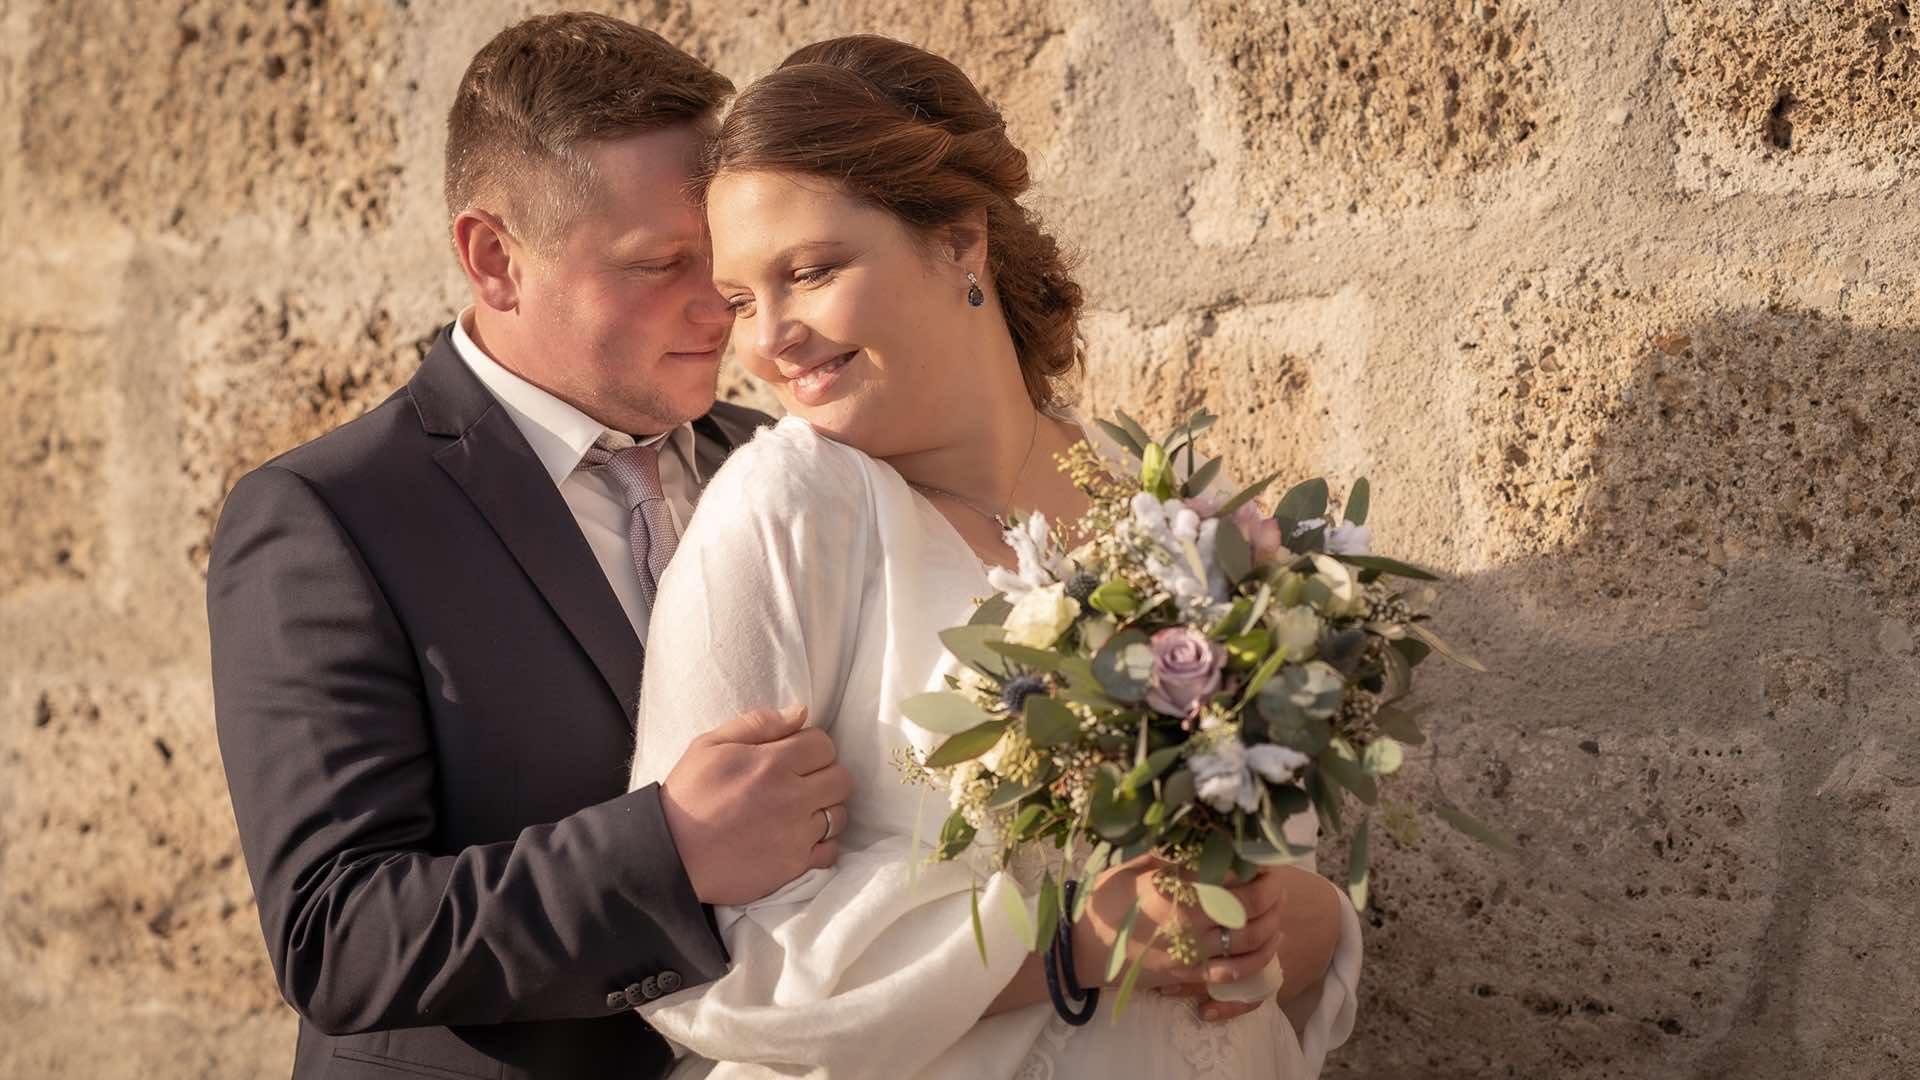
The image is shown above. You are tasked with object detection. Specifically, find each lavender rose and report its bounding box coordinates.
[1145,626,1227,717]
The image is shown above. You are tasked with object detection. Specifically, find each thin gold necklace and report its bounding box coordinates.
[911,408,1041,532]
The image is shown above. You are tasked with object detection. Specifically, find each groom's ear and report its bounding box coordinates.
[453,209,522,313]
[937,210,990,277]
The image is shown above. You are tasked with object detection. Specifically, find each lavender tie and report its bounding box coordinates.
[579,438,678,613]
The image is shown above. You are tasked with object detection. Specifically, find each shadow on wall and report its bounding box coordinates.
[1327,306,1920,1079]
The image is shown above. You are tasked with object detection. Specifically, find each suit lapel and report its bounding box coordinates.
[410,330,779,723]
[413,332,644,722]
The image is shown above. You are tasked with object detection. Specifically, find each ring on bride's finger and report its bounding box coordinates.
[817,806,839,843]
[1218,927,1233,957]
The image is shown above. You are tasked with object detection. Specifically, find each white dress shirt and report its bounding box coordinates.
[450,311,701,645]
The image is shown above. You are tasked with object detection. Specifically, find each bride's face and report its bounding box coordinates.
[706,169,983,457]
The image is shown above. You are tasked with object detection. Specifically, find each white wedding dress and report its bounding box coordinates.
[628,417,1363,1079]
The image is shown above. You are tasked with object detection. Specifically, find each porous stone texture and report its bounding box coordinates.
[1664,0,1920,195]
[4,1,1917,1076]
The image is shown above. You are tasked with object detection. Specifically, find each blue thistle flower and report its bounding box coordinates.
[1000,675,1049,714]
[1065,570,1101,612]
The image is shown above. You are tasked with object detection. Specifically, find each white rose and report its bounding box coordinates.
[1004,582,1077,648]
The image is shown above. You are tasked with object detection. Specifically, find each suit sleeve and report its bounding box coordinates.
[208,464,727,1036]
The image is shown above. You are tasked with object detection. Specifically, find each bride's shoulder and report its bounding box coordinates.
[697,415,879,525]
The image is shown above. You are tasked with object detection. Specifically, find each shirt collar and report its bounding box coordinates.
[450,310,700,487]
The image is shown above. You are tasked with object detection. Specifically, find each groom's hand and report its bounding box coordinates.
[660,704,852,906]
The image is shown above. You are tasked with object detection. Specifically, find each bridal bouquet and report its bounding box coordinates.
[897,410,1500,1011]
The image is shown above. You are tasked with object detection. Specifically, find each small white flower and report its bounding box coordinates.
[1247,743,1311,784]
[1004,582,1077,648]
[1291,517,1328,537]
[1325,523,1373,556]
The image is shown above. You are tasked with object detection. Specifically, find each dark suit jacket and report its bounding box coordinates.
[208,327,772,1079]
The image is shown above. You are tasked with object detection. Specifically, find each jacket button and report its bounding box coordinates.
[640,976,661,1000]
[623,982,646,1007]
[658,969,683,994]
[607,991,629,1010]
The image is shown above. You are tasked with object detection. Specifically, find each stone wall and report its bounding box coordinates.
[3,1,1914,1075]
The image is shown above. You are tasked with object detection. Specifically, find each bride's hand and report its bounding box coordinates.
[1073,853,1236,991]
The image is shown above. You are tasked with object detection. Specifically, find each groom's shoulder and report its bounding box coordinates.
[250,382,431,493]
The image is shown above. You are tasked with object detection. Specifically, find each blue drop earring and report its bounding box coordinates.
[965,272,985,308]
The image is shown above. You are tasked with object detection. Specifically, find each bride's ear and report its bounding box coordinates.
[938,210,990,278]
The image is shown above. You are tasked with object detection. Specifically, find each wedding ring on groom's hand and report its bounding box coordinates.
[817,806,840,843]
[1218,927,1233,958]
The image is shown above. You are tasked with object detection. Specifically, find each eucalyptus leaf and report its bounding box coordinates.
[1162,767,1198,808]
[1093,628,1154,703]
[1317,743,1380,805]
[1193,882,1247,929]
[1374,704,1428,746]
[1215,521,1253,583]
[1274,478,1330,524]
[936,810,977,861]
[970,881,988,965]
[1409,622,1489,672]
[1307,769,1343,833]
[1094,418,1145,459]
[1022,696,1082,747]
[1343,478,1371,526]
[924,719,1011,768]
[1183,455,1224,499]
[999,877,1034,951]
[1391,636,1434,668]
[1106,897,1142,981]
[1217,473,1279,519]
[1090,764,1147,841]
[939,624,1012,678]
[1056,655,1103,694]
[1237,642,1293,708]
[1011,803,1047,841]
[1112,940,1149,1018]
[1258,696,1332,756]
[986,640,1066,672]
[1437,803,1517,852]
[1197,829,1236,886]
[1332,554,1441,582]
[1121,745,1183,796]
[899,692,996,736]
[1377,643,1413,703]
[968,594,1014,627]
[1347,818,1371,910]
[1114,410,1153,452]
[1034,871,1060,959]
[988,776,1045,809]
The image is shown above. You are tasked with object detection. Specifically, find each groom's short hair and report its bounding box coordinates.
[445,12,732,253]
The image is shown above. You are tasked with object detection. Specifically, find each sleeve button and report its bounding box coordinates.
[658,969,684,994]
[641,976,661,1001]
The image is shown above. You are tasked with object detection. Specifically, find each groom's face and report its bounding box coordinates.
[510,125,733,436]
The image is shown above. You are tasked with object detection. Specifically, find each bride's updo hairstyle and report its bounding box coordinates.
[702,35,1084,410]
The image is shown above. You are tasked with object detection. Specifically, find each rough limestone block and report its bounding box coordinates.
[18,0,403,238]
[1,326,110,594]
[0,680,278,1016]
[1663,0,1920,194]
[179,294,432,570]
[1183,0,1557,230]
[1461,268,1920,620]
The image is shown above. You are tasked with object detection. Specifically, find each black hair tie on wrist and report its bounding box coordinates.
[1044,880,1100,1025]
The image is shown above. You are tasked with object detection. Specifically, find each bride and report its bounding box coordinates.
[628,35,1363,1079]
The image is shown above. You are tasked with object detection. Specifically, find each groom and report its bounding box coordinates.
[208,14,851,1079]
